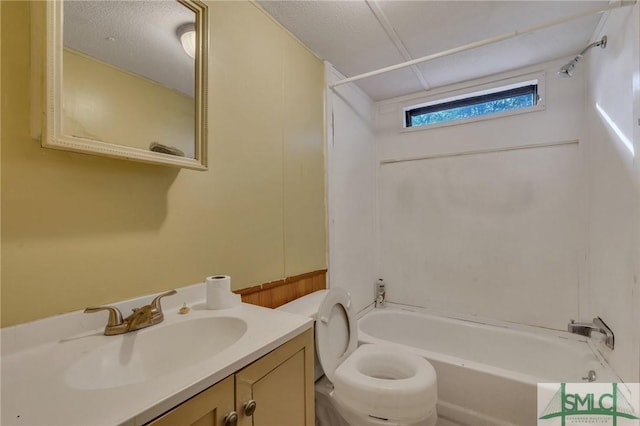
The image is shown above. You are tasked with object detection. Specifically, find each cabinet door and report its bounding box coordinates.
[147,376,235,426]
[235,328,314,426]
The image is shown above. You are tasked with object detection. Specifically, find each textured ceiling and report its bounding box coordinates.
[258,0,608,101]
[64,1,195,98]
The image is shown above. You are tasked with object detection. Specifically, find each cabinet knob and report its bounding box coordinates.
[224,411,238,426]
[243,399,257,416]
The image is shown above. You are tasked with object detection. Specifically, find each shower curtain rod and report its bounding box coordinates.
[330,1,636,88]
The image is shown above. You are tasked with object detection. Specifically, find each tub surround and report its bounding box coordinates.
[326,4,639,383]
[584,2,640,382]
[1,284,313,426]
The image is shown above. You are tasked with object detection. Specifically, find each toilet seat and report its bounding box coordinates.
[315,288,358,383]
[333,344,437,422]
[315,288,438,424]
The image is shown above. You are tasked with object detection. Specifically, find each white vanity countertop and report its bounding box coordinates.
[1,293,312,426]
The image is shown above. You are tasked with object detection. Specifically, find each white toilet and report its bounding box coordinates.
[277,288,437,426]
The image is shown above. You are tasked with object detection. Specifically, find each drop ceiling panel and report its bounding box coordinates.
[258,1,407,77]
[377,1,607,59]
[258,0,610,101]
[378,1,606,90]
[354,67,428,101]
[417,15,604,89]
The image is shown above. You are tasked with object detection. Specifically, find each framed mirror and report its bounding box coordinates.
[40,0,208,170]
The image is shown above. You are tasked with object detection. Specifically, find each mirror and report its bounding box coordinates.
[41,0,208,170]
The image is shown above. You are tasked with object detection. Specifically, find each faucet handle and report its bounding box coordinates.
[150,289,177,313]
[84,305,124,327]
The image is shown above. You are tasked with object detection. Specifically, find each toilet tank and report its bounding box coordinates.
[276,289,329,319]
[277,289,329,381]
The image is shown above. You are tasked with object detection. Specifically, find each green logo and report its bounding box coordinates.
[539,383,639,425]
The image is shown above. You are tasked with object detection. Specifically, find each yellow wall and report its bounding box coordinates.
[63,49,195,157]
[0,1,326,326]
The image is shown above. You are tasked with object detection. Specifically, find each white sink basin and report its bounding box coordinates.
[65,317,247,390]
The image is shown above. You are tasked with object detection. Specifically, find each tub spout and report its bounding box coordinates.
[582,370,597,382]
[568,317,614,350]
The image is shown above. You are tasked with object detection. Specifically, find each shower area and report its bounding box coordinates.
[319,0,640,397]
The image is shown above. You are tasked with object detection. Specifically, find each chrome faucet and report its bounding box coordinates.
[374,279,386,308]
[568,317,615,350]
[84,289,177,336]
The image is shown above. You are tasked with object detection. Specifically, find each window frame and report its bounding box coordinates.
[400,72,546,132]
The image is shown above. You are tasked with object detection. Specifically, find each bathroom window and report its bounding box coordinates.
[404,81,539,129]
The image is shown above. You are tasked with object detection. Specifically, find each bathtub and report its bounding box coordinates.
[357,305,619,426]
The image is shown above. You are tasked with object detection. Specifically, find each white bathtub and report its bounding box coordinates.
[357,305,619,426]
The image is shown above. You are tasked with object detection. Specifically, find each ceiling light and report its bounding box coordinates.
[177,23,196,59]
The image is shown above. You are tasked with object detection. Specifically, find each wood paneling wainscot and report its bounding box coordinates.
[235,269,326,309]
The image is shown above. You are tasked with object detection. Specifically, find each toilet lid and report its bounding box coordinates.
[315,288,358,383]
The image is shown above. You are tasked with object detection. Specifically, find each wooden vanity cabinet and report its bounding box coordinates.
[146,376,235,426]
[146,328,314,426]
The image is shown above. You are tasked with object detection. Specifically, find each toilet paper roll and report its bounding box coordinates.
[205,275,241,309]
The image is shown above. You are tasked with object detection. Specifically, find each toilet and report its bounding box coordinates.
[277,288,437,426]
